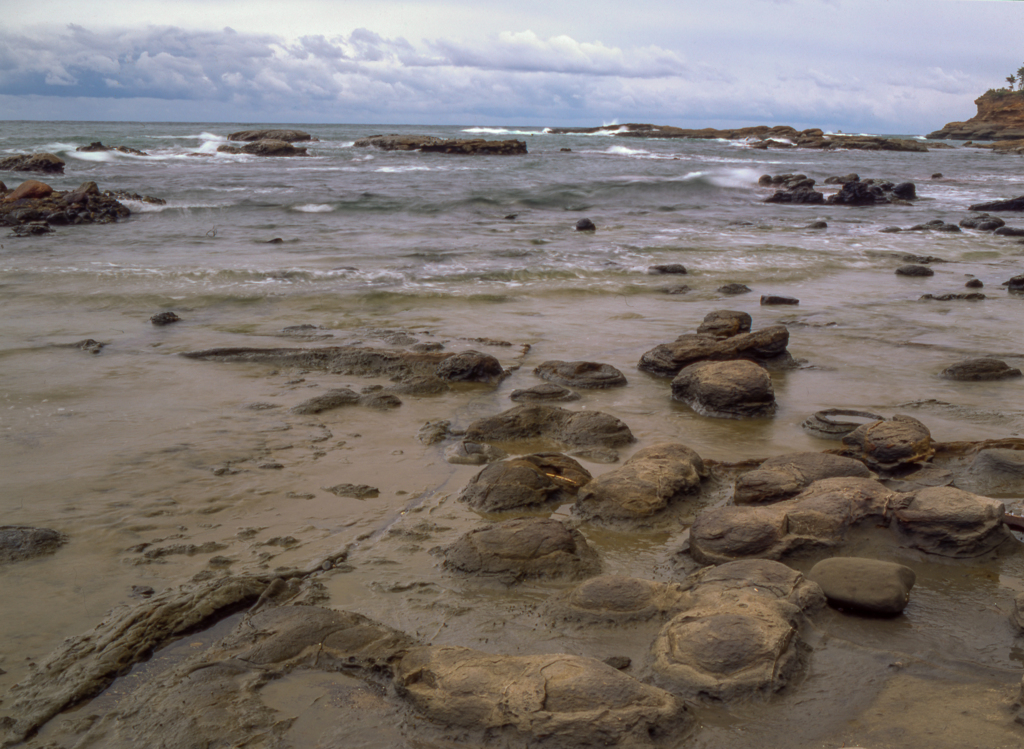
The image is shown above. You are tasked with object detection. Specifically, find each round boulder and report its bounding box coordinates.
[510,383,581,403]
[839,415,933,472]
[533,360,627,389]
[671,360,776,419]
[895,264,935,277]
[734,452,873,505]
[807,557,915,615]
[458,453,591,512]
[440,517,600,582]
[464,404,636,451]
[3,179,53,203]
[548,575,689,625]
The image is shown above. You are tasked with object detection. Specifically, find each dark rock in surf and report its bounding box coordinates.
[824,173,859,184]
[995,226,1024,237]
[291,387,402,414]
[218,140,309,157]
[573,443,708,527]
[534,360,627,389]
[968,195,1024,212]
[353,135,527,155]
[940,358,1022,381]
[734,452,873,505]
[0,526,67,564]
[639,325,793,377]
[966,278,984,288]
[150,311,181,326]
[696,310,752,339]
[648,264,688,275]
[807,557,915,615]
[1006,274,1024,291]
[826,177,916,206]
[671,360,776,419]
[509,383,581,403]
[76,142,148,156]
[764,184,825,204]
[718,283,752,295]
[0,153,65,174]
[895,264,934,277]
[919,293,984,301]
[440,517,600,582]
[960,215,1005,230]
[575,218,596,231]
[760,295,799,306]
[806,220,828,229]
[227,129,314,142]
[458,453,591,513]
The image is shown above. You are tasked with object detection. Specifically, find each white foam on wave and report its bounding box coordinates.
[461,127,545,136]
[292,204,334,213]
[119,200,221,213]
[601,145,657,158]
[375,165,432,173]
[66,150,117,162]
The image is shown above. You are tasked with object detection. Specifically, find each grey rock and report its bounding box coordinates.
[510,383,581,403]
[0,526,67,564]
[807,557,915,615]
[895,264,935,277]
[534,360,627,389]
[718,283,752,295]
[760,295,800,306]
[734,452,873,505]
[638,325,793,377]
[940,358,1022,381]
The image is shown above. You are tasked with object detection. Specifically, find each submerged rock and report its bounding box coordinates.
[458,453,592,512]
[718,283,752,295]
[444,440,509,465]
[573,443,708,527]
[464,404,636,451]
[534,360,628,389]
[291,387,402,414]
[227,129,314,142]
[509,383,581,403]
[940,358,1022,381]
[0,526,66,564]
[546,575,690,625]
[671,360,776,419]
[801,408,886,440]
[439,517,600,582]
[896,264,935,277]
[953,448,1024,496]
[149,311,181,325]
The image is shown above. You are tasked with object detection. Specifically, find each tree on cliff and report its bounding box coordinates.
[1007,75,1016,91]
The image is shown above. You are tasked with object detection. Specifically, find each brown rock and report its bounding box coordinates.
[3,179,53,203]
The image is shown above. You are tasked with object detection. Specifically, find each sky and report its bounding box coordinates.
[1,0,1021,132]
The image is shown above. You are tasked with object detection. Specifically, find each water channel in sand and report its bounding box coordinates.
[2,121,1024,746]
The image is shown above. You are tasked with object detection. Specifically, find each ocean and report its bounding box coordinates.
[2,121,1024,747]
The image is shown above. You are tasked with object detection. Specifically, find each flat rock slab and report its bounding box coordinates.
[639,325,792,377]
[510,383,581,402]
[291,387,402,413]
[464,404,636,451]
[458,453,592,512]
[395,646,693,747]
[953,448,1024,496]
[940,358,1022,381]
[439,517,600,582]
[181,346,507,385]
[573,443,707,527]
[839,414,933,472]
[533,360,628,389]
[547,575,690,625]
[0,526,66,564]
[444,440,508,465]
[734,452,873,505]
[807,557,915,615]
[671,360,777,419]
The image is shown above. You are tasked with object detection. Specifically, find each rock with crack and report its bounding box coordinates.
[572,443,708,528]
[644,559,823,702]
[733,452,873,505]
[438,517,600,583]
[837,414,934,472]
[458,453,592,513]
[671,360,777,419]
[394,645,694,747]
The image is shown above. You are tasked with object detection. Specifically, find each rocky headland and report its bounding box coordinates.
[927,89,1024,141]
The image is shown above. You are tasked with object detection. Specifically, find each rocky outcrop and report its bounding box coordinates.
[827,177,917,206]
[0,152,65,174]
[1,180,131,229]
[464,404,636,451]
[227,129,314,142]
[940,358,1023,381]
[734,452,873,505]
[354,135,528,155]
[217,139,309,157]
[927,91,1024,141]
[76,141,147,156]
[968,195,1024,212]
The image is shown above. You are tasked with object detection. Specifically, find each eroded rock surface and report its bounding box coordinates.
[439,517,600,582]
[458,453,592,512]
[940,358,1022,381]
[734,452,873,505]
[291,387,402,414]
[573,443,708,527]
[838,415,934,472]
[0,525,67,564]
[464,404,636,452]
[510,383,581,402]
[395,646,693,747]
[534,360,628,389]
[696,310,752,338]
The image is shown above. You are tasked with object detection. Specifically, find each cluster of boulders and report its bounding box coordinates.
[1,179,131,234]
[354,135,528,155]
[217,140,310,157]
[761,173,916,205]
[76,141,147,156]
[0,152,65,173]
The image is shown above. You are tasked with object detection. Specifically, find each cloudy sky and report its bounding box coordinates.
[1,0,1021,132]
